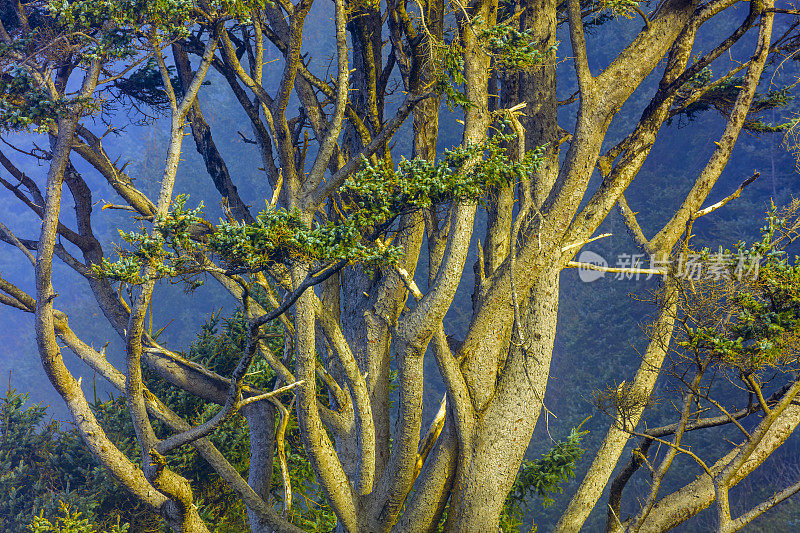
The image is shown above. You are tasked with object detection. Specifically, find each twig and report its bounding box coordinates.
[0,221,35,266]
[561,232,612,253]
[565,261,666,276]
[237,131,258,144]
[239,380,305,408]
[270,395,294,513]
[693,172,760,218]
[396,265,424,300]
[269,168,283,210]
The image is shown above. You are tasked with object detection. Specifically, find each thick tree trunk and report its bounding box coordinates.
[445,267,560,531]
[243,402,278,533]
[521,0,559,206]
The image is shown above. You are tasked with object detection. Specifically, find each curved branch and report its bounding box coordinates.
[303,0,349,193]
[315,300,376,495]
[566,0,592,90]
[309,92,428,209]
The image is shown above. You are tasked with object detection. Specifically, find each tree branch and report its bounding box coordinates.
[566,0,592,90]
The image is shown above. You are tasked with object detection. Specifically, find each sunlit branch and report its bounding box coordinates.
[0,221,34,265]
[693,172,760,218]
[565,261,666,276]
[239,380,305,407]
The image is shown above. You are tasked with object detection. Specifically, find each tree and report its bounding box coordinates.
[1,0,800,530]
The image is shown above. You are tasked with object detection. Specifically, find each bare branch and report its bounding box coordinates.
[309,92,429,209]
[303,0,349,193]
[239,380,305,407]
[617,195,650,252]
[0,221,35,266]
[694,172,760,218]
[565,261,666,276]
[566,0,592,90]
[726,478,800,532]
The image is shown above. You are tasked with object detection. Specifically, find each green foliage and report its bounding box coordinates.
[679,207,800,372]
[580,0,643,26]
[27,502,128,533]
[678,65,714,99]
[673,68,798,132]
[479,24,558,72]
[48,0,272,38]
[92,195,208,284]
[0,389,141,533]
[0,68,95,132]
[211,0,276,22]
[95,134,544,283]
[597,0,642,18]
[211,207,397,272]
[1,389,83,533]
[2,305,337,532]
[47,0,195,39]
[95,197,398,282]
[499,426,588,532]
[433,16,556,109]
[347,125,544,212]
[434,41,473,111]
[44,0,192,66]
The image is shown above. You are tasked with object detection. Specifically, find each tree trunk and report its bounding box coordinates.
[445,267,560,531]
